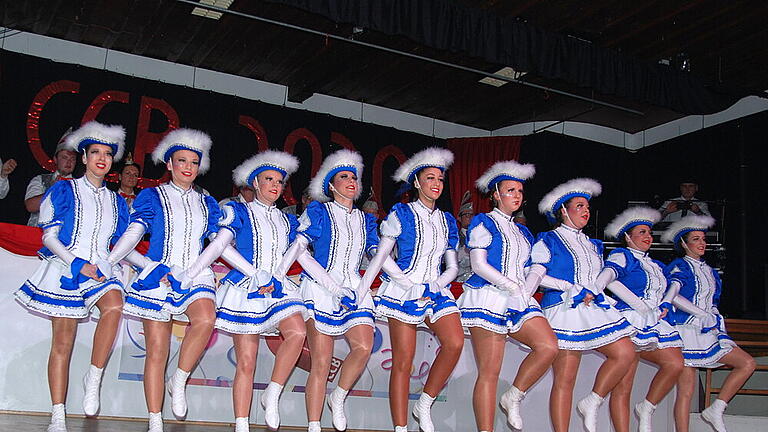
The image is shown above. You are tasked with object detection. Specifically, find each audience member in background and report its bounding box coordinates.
[24,128,77,226]
[456,191,474,282]
[116,155,141,210]
[0,157,18,199]
[659,182,710,222]
[360,188,382,270]
[282,187,312,216]
[219,184,256,207]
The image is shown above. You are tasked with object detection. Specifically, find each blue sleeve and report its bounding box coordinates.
[712,269,723,307]
[664,258,693,298]
[112,193,130,244]
[298,200,326,243]
[364,212,380,254]
[444,211,459,251]
[204,195,221,237]
[219,201,243,235]
[130,188,160,233]
[37,180,73,229]
[287,213,299,244]
[604,248,630,279]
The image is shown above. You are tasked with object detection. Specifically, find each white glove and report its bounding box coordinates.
[381,255,421,293]
[274,236,309,280]
[94,259,114,280]
[296,250,350,299]
[469,248,521,295]
[607,280,656,327]
[433,249,458,290]
[108,222,146,265]
[522,265,546,298]
[41,225,77,265]
[168,265,192,290]
[590,268,617,295]
[358,237,396,300]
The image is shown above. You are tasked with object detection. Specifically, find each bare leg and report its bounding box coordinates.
[550,350,581,432]
[423,313,464,396]
[142,319,172,413]
[270,314,307,384]
[468,327,505,432]
[609,354,639,432]
[674,366,697,432]
[593,337,636,396]
[176,299,216,372]
[90,290,123,367]
[510,317,559,391]
[232,333,259,418]
[304,319,334,422]
[639,347,685,404]
[49,318,78,404]
[716,347,757,402]
[388,319,417,427]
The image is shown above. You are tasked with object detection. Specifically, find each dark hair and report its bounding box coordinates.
[553,197,574,227]
[120,162,142,175]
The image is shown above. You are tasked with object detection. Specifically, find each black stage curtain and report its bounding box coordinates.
[269,0,741,114]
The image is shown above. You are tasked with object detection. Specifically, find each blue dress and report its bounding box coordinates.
[16,177,129,318]
[530,225,634,350]
[214,200,307,334]
[298,200,379,336]
[664,256,734,367]
[374,201,460,325]
[457,209,544,334]
[604,248,682,350]
[123,182,221,321]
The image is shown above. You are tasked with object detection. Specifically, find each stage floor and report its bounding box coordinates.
[0,412,280,431]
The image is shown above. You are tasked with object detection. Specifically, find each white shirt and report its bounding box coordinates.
[0,158,8,199]
[660,196,710,222]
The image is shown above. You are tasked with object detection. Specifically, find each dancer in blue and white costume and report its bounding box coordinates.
[212,151,308,432]
[106,129,221,432]
[530,178,635,432]
[601,207,684,432]
[362,148,463,432]
[279,149,378,432]
[456,161,558,432]
[662,216,755,432]
[15,121,129,431]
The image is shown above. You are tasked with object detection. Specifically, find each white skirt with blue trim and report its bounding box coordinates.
[15,258,123,319]
[123,268,216,322]
[457,284,544,334]
[374,280,460,326]
[676,314,735,368]
[215,277,308,336]
[300,278,374,336]
[617,308,683,351]
[543,294,635,351]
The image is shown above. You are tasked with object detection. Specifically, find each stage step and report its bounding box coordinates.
[689,413,768,431]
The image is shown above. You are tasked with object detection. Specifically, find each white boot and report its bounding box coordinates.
[327,386,349,431]
[47,403,67,432]
[634,399,656,432]
[234,417,249,432]
[167,368,190,418]
[82,364,104,416]
[412,392,436,432]
[147,412,163,432]
[576,391,604,432]
[395,426,408,432]
[260,381,283,430]
[499,385,525,429]
[308,420,322,432]
[701,399,728,432]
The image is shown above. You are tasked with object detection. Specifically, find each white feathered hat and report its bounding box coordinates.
[605,206,661,239]
[661,215,715,247]
[151,128,213,174]
[538,178,602,223]
[308,149,364,202]
[232,150,299,187]
[475,160,536,193]
[64,121,126,161]
[393,147,454,184]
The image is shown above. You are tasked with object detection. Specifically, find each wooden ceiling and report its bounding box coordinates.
[2,0,766,133]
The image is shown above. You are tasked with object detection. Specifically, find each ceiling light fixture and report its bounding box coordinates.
[479,67,527,87]
[191,0,234,20]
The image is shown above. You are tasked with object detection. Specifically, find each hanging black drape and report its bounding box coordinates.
[266,0,742,115]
